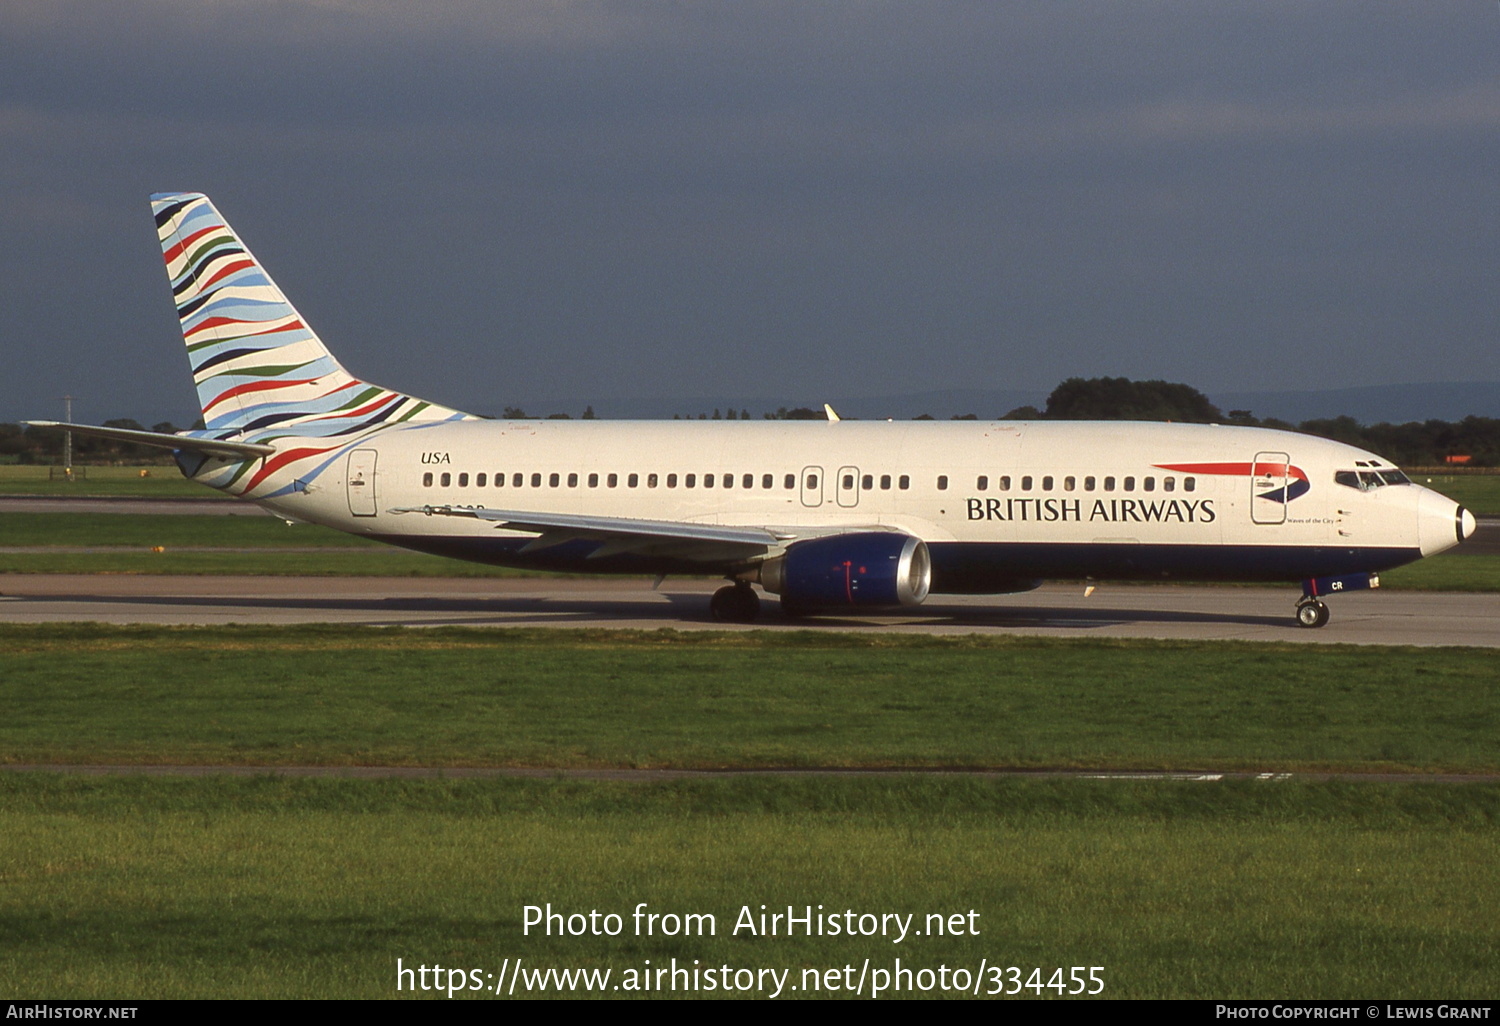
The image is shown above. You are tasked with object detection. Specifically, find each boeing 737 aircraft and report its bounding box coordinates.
[32,193,1477,627]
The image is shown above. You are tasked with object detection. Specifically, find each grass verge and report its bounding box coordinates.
[0,774,1495,999]
[0,465,211,497]
[2,626,1497,772]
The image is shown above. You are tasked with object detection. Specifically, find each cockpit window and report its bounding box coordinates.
[1335,468,1411,490]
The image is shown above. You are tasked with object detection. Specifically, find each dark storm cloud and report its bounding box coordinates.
[0,1,1496,423]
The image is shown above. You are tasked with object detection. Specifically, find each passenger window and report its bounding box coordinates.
[549,473,560,487]
[512,473,522,487]
[686,474,696,488]
[588,473,598,488]
[458,473,469,487]
[423,472,433,487]
[977,475,988,491]
[1064,476,1075,491]
[743,474,754,489]
[807,474,819,490]
[607,473,618,488]
[1163,477,1175,492]
[1084,476,1095,491]
[999,476,1011,491]
[704,474,714,489]
[496,473,505,487]
[862,474,873,490]
[1123,477,1135,492]
[784,474,795,489]
[1041,475,1053,491]
[531,473,542,487]
[937,475,948,490]
[843,474,855,490]
[667,474,677,488]
[723,473,734,489]
[1104,477,1115,491]
[880,474,892,490]
[568,473,578,487]
[898,475,910,490]
[763,474,774,489]
[476,473,486,487]
[1184,478,1195,492]
[440,472,451,487]
[1143,477,1154,492]
[1021,476,1033,490]
[647,473,658,488]
[628,473,639,487]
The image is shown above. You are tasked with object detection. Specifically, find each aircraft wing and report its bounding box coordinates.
[388,504,803,562]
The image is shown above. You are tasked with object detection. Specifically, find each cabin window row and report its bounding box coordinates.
[948,474,1195,494]
[421,471,841,490]
[418,471,1191,494]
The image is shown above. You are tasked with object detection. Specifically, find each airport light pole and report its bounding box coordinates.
[60,395,73,477]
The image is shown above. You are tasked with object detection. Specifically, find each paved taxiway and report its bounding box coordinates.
[1,575,1496,646]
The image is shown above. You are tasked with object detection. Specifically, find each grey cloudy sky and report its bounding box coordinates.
[1,0,1496,424]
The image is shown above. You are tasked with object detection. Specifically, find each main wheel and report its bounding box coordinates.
[1295,601,1330,628]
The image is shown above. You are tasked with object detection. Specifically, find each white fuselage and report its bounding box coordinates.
[234,418,1469,591]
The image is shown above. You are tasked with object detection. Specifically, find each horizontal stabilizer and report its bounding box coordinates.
[24,421,276,459]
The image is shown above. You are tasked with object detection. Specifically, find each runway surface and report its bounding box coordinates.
[2,575,1496,646]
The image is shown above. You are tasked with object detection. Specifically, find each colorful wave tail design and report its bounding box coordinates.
[151,192,472,438]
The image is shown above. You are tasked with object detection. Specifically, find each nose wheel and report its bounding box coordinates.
[709,582,761,623]
[1295,598,1330,629]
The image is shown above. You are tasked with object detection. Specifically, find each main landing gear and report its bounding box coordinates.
[709,582,761,623]
[1294,597,1330,629]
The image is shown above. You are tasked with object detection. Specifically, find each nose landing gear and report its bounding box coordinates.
[1294,598,1330,629]
[709,582,762,623]
[1295,572,1378,629]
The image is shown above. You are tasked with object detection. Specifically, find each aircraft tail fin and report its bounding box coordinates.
[151,192,473,437]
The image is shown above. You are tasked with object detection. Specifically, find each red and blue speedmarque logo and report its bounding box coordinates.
[1154,462,1310,503]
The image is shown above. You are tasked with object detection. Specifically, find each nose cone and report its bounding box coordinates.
[1418,489,1474,557]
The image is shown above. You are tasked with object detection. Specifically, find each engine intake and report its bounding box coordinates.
[760,533,931,608]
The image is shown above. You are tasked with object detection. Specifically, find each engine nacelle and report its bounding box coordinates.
[759,533,931,608]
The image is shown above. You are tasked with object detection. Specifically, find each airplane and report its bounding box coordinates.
[30,192,1477,628]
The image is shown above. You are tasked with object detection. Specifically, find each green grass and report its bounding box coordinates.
[5,626,1497,1000]
[0,464,214,497]
[1,775,1496,999]
[0,512,370,547]
[1377,552,1500,591]
[3,626,1497,773]
[1410,474,1500,516]
[0,512,546,576]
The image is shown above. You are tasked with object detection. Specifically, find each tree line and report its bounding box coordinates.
[5,378,1496,466]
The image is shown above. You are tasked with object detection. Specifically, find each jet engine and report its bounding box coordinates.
[759,532,931,609]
